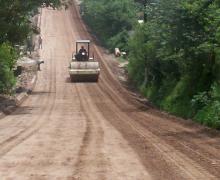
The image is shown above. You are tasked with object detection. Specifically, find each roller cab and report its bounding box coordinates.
[69,40,100,82]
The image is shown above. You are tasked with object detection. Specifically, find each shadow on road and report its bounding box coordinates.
[10,106,38,115]
[31,91,54,95]
[65,77,98,84]
[164,128,220,140]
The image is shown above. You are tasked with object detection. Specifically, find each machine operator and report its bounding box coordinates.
[77,46,88,61]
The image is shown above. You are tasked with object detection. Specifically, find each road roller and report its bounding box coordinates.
[69,40,100,82]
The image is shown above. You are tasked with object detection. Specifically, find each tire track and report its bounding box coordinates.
[68,2,220,179]
[96,78,220,177]
[0,39,57,157]
[87,84,217,179]
[73,84,107,180]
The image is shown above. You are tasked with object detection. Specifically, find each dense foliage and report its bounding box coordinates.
[0,43,17,94]
[82,0,220,129]
[81,0,138,52]
[0,0,61,94]
[128,0,220,128]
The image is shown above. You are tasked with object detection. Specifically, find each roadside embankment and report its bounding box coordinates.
[0,9,42,119]
[0,73,37,118]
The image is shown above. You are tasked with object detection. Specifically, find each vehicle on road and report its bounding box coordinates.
[69,40,100,82]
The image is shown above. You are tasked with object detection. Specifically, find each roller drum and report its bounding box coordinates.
[70,62,99,70]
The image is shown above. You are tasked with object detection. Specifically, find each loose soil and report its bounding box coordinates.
[0,2,219,180]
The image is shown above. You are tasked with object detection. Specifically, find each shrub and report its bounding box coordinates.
[128,0,220,128]
[0,43,17,94]
[82,0,137,50]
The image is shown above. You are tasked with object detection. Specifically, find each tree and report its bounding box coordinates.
[0,0,62,94]
[81,0,137,50]
[128,0,220,128]
[0,0,62,44]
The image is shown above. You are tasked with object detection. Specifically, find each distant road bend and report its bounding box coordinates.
[0,3,219,180]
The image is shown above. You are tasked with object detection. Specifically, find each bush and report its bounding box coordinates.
[193,83,220,129]
[0,1,62,94]
[0,44,17,94]
[81,0,137,50]
[128,0,220,128]
[81,0,220,129]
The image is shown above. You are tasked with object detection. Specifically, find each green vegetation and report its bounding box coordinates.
[0,44,17,94]
[0,0,61,94]
[128,0,220,128]
[81,0,138,52]
[82,0,220,129]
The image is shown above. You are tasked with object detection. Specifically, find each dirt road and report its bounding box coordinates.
[0,3,220,180]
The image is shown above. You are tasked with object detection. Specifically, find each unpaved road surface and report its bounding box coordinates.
[0,4,220,180]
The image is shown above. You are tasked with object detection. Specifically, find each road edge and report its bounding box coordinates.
[0,74,37,118]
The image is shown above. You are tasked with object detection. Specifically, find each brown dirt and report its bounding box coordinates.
[0,2,219,180]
